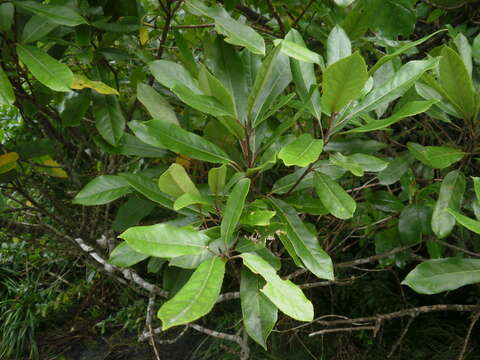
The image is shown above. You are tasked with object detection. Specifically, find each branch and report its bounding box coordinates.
[266,0,285,36]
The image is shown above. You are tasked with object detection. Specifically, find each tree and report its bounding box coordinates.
[1,0,480,359]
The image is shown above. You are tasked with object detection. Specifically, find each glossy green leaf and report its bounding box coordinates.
[347,153,388,172]
[0,66,15,106]
[454,33,472,77]
[343,100,437,134]
[108,241,149,268]
[21,15,58,43]
[60,91,90,127]
[314,173,356,219]
[340,58,439,127]
[326,25,351,66]
[208,165,227,195]
[378,153,414,185]
[275,39,323,64]
[173,192,210,211]
[278,134,323,167]
[73,175,131,205]
[285,29,322,120]
[402,258,480,294]
[158,256,225,330]
[407,142,464,169]
[112,197,156,232]
[120,173,176,210]
[473,177,480,201]
[268,198,334,280]
[13,1,87,26]
[247,47,292,127]
[198,66,237,116]
[119,223,209,258]
[240,210,276,226]
[148,60,200,92]
[137,83,178,125]
[439,46,476,120]
[221,178,250,246]
[399,204,431,244]
[129,121,231,164]
[330,152,364,176]
[473,33,480,64]
[431,171,465,239]
[0,3,14,31]
[322,52,368,115]
[158,163,200,199]
[240,252,313,321]
[92,93,125,146]
[448,209,480,234]
[16,44,73,92]
[240,268,277,349]
[365,0,416,39]
[334,0,356,6]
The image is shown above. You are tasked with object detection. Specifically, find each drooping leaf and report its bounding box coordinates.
[92,93,125,146]
[108,241,149,267]
[240,252,313,322]
[71,74,119,95]
[240,268,277,349]
[275,39,323,65]
[407,142,464,169]
[268,198,334,280]
[221,178,250,247]
[431,170,465,238]
[278,134,323,167]
[158,256,225,330]
[402,258,480,294]
[129,121,231,164]
[314,173,356,219]
[322,52,368,115]
[448,209,480,234]
[173,192,210,211]
[16,44,73,92]
[149,60,200,93]
[343,100,437,134]
[378,152,414,185]
[73,175,131,205]
[119,223,210,258]
[13,1,87,26]
[158,163,200,199]
[326,25,351,66]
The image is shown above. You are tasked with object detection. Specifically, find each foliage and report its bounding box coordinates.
[1,0,480,359]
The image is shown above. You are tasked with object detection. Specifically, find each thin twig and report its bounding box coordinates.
[146,295,161,360]
[266,0,285,36]
[292,0,316,27]
[387,314,417,358]
[309,326,377,337]
[458,311,480,360]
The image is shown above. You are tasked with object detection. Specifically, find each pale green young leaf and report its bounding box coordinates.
[21,15,58,43]
[330,152,364,176]
[0,66,15,106]
[73,175,131,205]
[221,178,250,247]
[148,60,200,92]
[314,173,356,219]
[158,257,225,330]
[173,193,210,211]
[472,177,480,201]
[208,165,227,195]
[407,142,464,169]
[275,39,323,64]
[137,83,178,125]
[158,163,200,199]
[108,242,149,268]
[454,33,473,77]
[448,209,480,234]
[119,223,210,258]
[240,210,276,227]
[278,134,323,167]
[326,25,351,66]
[347,154,388,172]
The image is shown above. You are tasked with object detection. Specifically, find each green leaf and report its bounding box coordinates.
[278,134,323,167]
[347,153,388,172]
[240,252,313,322]
[240,210,276,226]
[158,256,225,330]
[0,66,15,106]
[129,121,231,164]
[326,25,351,66]
[0,3,14,31]
[185,0,265,55]
[402,258,480,294]
[343,100,437,134]
[439,46,476,120]
[16,44,73,92]
[173,192,210,211]
[208,165,227,195]
[322,52,368,115]
[275,39,323,64]
[247,47,292,127]
[365,0,416,39]
[329,152,364,176]
[240,268,277,349]
[119,223,210,258]
[198,66,236,116]
[431,171,465,239]
[60,91,90,127]
[473,177,480,201]
[399,204,431,244]
[268,198,334,280]
[108,241,149,267]
[407,142,464,169]
[369,30,446,75]
[120,173,178,211]
[314,173,356,219]
[378,153,414,185]
[13,1,86,26]
[137,83,178,125]
[92,93,125,146]
[285,29,322,120]
[448,209,480,234]
[453,33,472,77]
[334,0,356,7]
[221,178,250,247]
[158,163,200,199]
[148,60,200,93]
[340,58,439,127]
[21,15,58,43]
[73,175,131,206]
[112,197,156,232]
